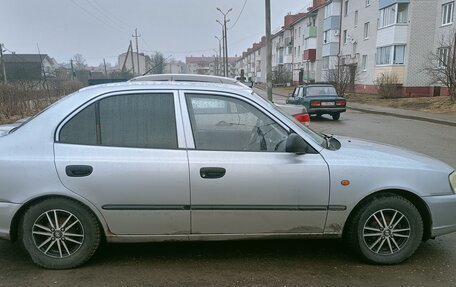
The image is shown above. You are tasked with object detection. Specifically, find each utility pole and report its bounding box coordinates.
[129,40,135,75]
[70,59,75,81]
[215,36,222,76]
[217,7,232,77]
[0,44,7,84]
[216,20,225,76]
[265,0,273,101]
[103,58,108,76]
[132,28,141,75]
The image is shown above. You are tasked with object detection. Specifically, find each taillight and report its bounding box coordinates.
[336,100,346,106]
[310,100,321,107]
[293,113,310,127]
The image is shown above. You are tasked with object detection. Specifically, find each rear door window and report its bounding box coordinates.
[59,93,177,149]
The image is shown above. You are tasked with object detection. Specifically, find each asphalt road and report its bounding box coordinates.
[1,98,456,286]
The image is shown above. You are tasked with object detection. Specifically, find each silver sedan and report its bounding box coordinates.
[0,81,455,269]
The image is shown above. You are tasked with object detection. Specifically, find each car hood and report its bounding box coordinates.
[322,136,454,173]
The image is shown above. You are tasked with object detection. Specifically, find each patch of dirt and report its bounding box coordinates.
[346,94,456,115]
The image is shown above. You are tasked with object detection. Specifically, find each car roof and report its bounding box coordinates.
[78,80,250,96]
[130,74,240,85]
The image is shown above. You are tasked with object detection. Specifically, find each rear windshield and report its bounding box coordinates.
[306,86,337,96]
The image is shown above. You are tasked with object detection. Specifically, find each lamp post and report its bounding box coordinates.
[214,36,223,76]
[217,7,232,77]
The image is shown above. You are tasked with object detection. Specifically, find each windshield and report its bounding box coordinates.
[251,92,326,148]
[306,86,337,97]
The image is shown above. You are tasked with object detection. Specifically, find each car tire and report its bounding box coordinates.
[332,113,340,120]
[19,198,101,269]
[346,194,423,265]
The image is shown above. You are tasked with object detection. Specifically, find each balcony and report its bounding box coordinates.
[305,26,317,39]
[303,49,316,61]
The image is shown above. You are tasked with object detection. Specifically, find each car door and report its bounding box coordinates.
[54,91,190,235]
[182,91,330,235]
[287,87,300,104]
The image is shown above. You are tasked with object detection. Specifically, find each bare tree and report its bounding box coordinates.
[324,57,358,97]
[375,72,400,99]
[272,65,292,86]
[424,32,456,102]
[72,54,87,71]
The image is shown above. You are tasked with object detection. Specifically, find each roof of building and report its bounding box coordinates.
[3,54,51,63]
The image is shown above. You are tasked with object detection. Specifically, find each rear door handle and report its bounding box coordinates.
[200,167,226,179]
[66,165,93,177]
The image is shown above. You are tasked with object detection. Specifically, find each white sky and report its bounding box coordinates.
[2,0,312,66]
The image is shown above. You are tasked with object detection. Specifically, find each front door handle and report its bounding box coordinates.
[200,167,226,179]
[66,165,93,177]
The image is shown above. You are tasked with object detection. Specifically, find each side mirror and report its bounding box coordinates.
[285,133,308,154]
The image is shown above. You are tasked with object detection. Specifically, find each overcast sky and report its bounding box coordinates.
[2,0,311,66]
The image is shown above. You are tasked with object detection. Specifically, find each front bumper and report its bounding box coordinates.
[308,107,346,115]
[0,202,20,240]
[423,194,456,237]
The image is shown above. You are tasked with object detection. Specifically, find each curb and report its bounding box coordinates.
[348,106,456,127]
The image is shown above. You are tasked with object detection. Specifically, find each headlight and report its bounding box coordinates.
[450,171,456,193]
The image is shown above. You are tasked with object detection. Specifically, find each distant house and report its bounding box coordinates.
[2,53,57,81]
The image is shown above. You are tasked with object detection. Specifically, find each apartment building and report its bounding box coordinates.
[187,56,238,77]
[235,0,452,97]
[118,52,151,76]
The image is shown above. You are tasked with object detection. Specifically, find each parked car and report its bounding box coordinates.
[234,75,254,88]
[286,84,346,120]
[274,103,310,127]
[130,74,252,89]
[0,81,455,269]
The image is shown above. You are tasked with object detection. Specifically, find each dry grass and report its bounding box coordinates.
[346,94,456,115]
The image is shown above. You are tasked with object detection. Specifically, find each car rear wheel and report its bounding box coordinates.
[332,113,340,120]
[19,198,101,269]
[346,195,423,265]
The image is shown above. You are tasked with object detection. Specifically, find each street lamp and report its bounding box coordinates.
[217,7,232,77]
[214,36,223,76]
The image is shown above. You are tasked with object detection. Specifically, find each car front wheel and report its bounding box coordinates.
[19,198,101,269]
[346,195,423,265]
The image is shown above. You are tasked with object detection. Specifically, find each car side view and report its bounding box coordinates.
[0,81,455,269]
[286,84,346,120]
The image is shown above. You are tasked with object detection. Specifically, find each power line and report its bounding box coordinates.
[229,0,248,30]
[83,0,130,33]
[90,0,134,31]
[68,0,127,34]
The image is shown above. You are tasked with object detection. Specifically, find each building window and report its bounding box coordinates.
[344,0,349,16]
[397,3,408,24]
[343,30,348,44]
[355,11,358,26]
[324,30,330,43]
[366,0,370,7]
[362,55,367,71]
[323,56,330,69]
[353,42,357,56]
[298,46,301,56]
[379,5,396,28]
[364,22,369,39]
[438,47,450,67]
[325,3,332,18]
[442,2,454,25]
[376,45,406,65]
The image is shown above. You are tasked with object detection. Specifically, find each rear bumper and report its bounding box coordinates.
[423,194,456,237]
[308,107,346,115]
[0,202,20,240]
